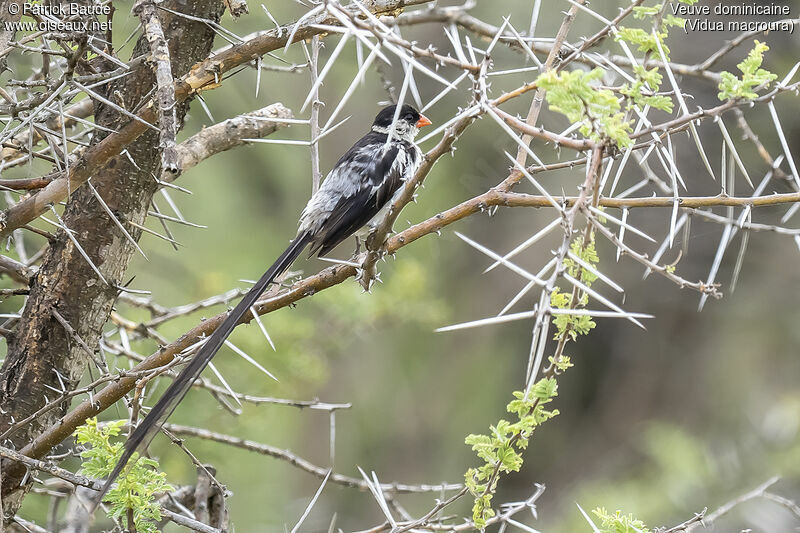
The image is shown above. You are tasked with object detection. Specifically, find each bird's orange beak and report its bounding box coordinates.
[416,114,432,128]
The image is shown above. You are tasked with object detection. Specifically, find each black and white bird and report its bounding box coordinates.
[96,104,431,503]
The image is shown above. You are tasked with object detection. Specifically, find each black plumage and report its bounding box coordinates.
[310,133,419,256]
[373,103,419,128]
[94,104,431,506]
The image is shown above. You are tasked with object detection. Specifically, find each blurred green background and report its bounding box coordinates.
[3,0,800,531]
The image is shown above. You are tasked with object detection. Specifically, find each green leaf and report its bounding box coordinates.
[616,27,669,57]
[718,41,777,101]
[591,507,652,533]
[622,66,674,113]
[663,14,686,29]
[531,377,558,400]
[537,68,632,148]
[75,419,173,533]
[472,493,495,529]
[496,445,523,472]
[550,355,574,371]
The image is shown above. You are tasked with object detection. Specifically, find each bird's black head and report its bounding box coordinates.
[372,104,431,130]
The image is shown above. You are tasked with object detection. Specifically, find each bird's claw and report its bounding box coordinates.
[356,251,379,291]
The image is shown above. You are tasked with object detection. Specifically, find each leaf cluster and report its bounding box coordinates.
[464,379,561,528]
[616,27,670,57]
[537,68,632,148]
[551,237,599,340]
[76,419,173,533]
[718,41,777,101]
[616,1,693,114]
[537,0,702,148]
[622,65,674,113]
[591,507,652,533]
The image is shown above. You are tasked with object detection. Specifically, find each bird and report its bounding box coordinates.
[94,104,432,505]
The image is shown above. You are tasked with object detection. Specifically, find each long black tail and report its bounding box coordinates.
[94,232,312,506]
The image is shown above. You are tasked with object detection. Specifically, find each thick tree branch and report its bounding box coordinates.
[161,103,293,182]
[135,0,179,171]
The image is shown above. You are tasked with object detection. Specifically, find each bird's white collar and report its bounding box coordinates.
[372,124,419,142]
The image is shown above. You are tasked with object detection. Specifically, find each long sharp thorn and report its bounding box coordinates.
[249,306,276,351]
[485,218,560,273]
[290,469,331,533]
[88,182,147,260]
[768,101,800,191]
[207,361,243,408]
[699,223,734,311]
[301,32,352,113]
[718,117,753,188]
[224,339,279,382]
[563,273,646,329]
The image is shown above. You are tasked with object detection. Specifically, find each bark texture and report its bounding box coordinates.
[0,1,21,75]
[0,0,224,516]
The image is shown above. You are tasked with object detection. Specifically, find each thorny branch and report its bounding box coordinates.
[162,424,461,494]
[134,0,179,172]
[161,103,294,182]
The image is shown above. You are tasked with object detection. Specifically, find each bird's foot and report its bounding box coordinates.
[356,250,381,292]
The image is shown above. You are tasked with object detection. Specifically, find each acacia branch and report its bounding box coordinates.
[0,104,294,190]
[0,445,101,490]
[0,254,34,284]
[0,99,93,169]
[391,1,725,85]
[162,424,461,494]
[161,103,293,182]
[493,105,595,152]
[499,191,800,209]
[686,477,780,532]
[134,0,179,171]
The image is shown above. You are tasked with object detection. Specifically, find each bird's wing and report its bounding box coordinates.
[310,135,415,256]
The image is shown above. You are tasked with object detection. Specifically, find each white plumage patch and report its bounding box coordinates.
[297,124,422,255]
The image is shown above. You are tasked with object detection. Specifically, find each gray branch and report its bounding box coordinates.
[161,103,293,182]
